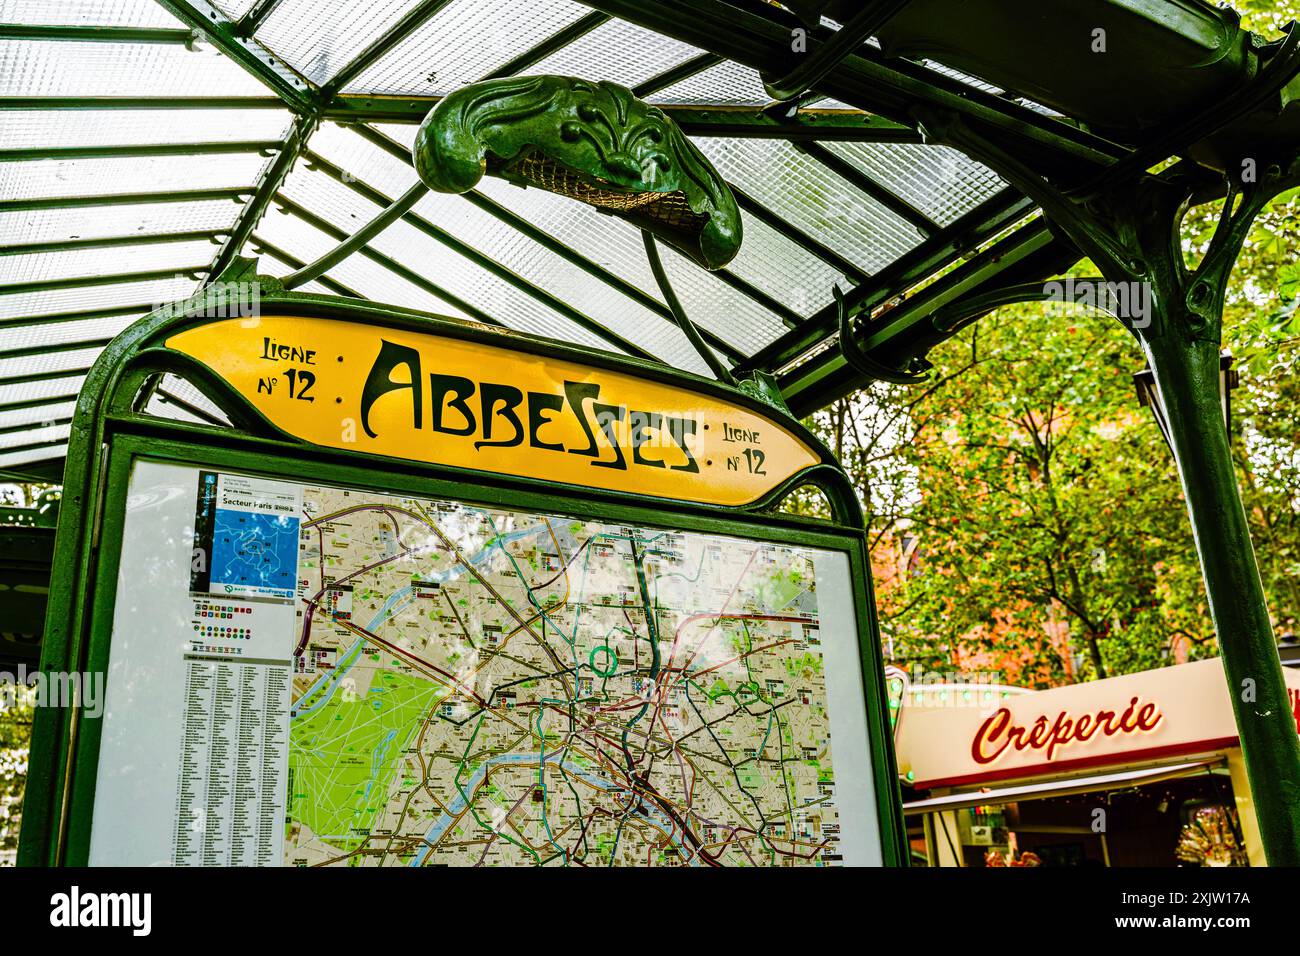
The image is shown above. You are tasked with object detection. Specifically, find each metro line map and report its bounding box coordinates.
[285,484,848,867]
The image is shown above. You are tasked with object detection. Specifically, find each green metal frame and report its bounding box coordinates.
[18,284,907,868]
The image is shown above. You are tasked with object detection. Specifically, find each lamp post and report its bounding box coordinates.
[1134,350,1239,453]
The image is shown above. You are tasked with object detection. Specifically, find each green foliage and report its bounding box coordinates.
[0,689,33,862]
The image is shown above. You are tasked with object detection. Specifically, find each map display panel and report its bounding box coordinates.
[89,462,882,867]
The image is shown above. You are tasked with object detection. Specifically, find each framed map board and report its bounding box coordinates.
[19,288,906,867]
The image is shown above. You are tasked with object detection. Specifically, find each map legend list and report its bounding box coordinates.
[174,656,290,866]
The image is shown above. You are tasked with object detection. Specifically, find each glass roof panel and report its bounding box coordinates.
[2,153,269,201]
[0,399,75,432]
[0,346,102,381]
[0,199,244,246]
[823,141,1006,227]
[0,109,292,149]
[0,374,85,409]
[473,174,788,349]
[211,1,260,20]
[346,0,590,95]
[0,422,70,450]
[154,373,232,425]
[271,164,625,355]
[0,275,199,321]
[695,137,923,273]
[518,18,705,89]
[1,240,221,285]
[0,39,271,97]
[648,60,769,105]
[256,0,429,85]
[0,442,66,467]
[0,0,183,28]
[725,210,846,315]
[303,125,718,368]
[0,314,142,353]
[252,205,473,318]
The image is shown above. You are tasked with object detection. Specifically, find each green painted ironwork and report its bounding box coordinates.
[413,75,743,271]
[16,280,907,868]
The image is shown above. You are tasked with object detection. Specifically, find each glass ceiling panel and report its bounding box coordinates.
[0,399,74,432]
[0,443,66,467]
[154,373,231,425]
[725,209,846,315]
[648,60,769,105]
[472,174,787,350]
[0,40,270,98]
[0,275,199,321]
[519,18,705,89]
[2,153,269,201]
[249,242,336,296]
[252,205,473,318]
[267,170,620,354]
[346,0,590,95]
[0,375,85,408]
[302,125,716,368]
[823,141,1006,227]
[0,109,292,149]
[0,0,183,28]
[695,137,923,273]
[1,240,221,285]
[0,346,102,381]
[256,0,428,86]
[0,199,243,247]
[0,422,70,451]
[211,1,260,20]
[0,313,142,353]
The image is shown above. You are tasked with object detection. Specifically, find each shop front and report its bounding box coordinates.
[893,659,1300,867]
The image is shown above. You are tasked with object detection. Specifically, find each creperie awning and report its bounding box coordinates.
[895,658,1300,790]
[901,759,1224,815]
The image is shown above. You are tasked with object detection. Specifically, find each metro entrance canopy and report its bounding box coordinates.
[4,0,1300,865]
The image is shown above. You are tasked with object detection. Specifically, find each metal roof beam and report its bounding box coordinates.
[269,194,511,331]
[0,416,72,438]
[0,266,209,297]
[0,438,69,457]
[0,338,110,361]
[350,123,799,330]
[484,12,614,80]
[0,141,282,162]
[0,24,196,44]
[0,231,224,256]
[246,237,366,299]
[152,0,315,113]
[793,140,938,236]
[572,0,1126,176]
[293,153,745,364]
[236,0,286,37]
[0,304,151,331]
[205,113,317,283]
[779,222,1080,415]
[632,52,724,98]
[0,97,285,110]
[321,0,456,98]
[731,187,871,285]
[0,187,250,213]
[736,185,1035,375]
[322,95,917,140]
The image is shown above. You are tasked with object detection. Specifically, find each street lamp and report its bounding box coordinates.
[1133,350,1239,453]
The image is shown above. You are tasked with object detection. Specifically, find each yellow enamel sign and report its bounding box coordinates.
[165,316,820,507]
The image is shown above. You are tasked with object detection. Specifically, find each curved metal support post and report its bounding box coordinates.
[642,231,738,387]
[282,181,429,290]
[922,98,1300,864]
[762,0,910,102]
[835,284,928,384]
[928,277,1111,334]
